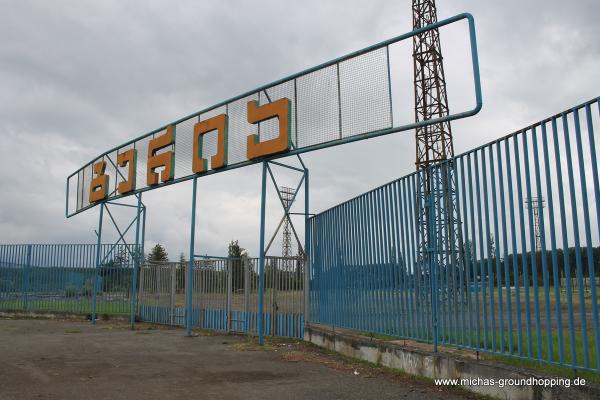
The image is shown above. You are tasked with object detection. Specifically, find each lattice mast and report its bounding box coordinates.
[412,0,459,289]
[525,197,545,252]
[413,0,454,165]
[280,186,296,264]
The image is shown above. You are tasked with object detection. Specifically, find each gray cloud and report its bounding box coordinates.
[1,0,598,259]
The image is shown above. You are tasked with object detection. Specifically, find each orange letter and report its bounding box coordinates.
[193,114,228,173]
[117,149,137,194]
[147,126,175,186]
[246,97,291,160]
[89,160,108,203]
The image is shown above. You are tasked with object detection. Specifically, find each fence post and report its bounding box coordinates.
[258,161,267,345]
[92,203,104,325]
[170,264,176,325]
[226,259,232,332]
[270,259,277,336]
[130,193,143,328]
[186,177,198,336]
[427,168,439,352]
[243,255,250,333]
[304,168,310,327]
[23,245,32,311]
[138,263,145,320]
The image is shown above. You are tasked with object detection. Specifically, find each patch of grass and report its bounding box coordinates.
[229,337,279,352]
[357,330,406,341]
[64,329,81,334]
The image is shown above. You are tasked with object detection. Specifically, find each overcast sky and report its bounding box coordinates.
[1,0,598,260]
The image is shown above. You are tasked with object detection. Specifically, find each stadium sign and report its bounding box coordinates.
[66,13,481,217]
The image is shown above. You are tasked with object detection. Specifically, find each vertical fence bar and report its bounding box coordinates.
[562,113,589,368]
[453,159,466,348]
[532,126,553,362]
[489,146,503,353]
[408,174,420,339]
[429,168,438,352]
[584,104,600,368]
[514,133,532,358]
[304,169,310,326]
[523,130,543,360]
[497,142,514,354]
[24,245,32,311]
[481,149,495,351]
[258,161,267,345]
[552,116,577,367]
[573,108,594,368]
[130,193,143,327]
[541,121,564,363]
[187,177,198,336]
[92,203,104,324]
[459,156,473,348]
[467,154,481,349]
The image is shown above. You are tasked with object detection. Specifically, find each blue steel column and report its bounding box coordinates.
[187,177,198,336]
[129,193,143,328]
[141,206,147,258]
[258,161,268,345]
[92,203,104,325]
[304,168,310,325]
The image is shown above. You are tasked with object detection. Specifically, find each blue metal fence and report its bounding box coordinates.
[308,97,600,372]
[0,244,138,315]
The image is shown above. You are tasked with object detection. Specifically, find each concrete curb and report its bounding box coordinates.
[304,323,600,400]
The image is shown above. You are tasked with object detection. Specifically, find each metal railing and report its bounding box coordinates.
[138,256,304,338]
[308,97,600,372]
[0,244,138,315]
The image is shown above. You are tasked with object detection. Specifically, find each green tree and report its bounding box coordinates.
[176,252,186,292]
[228,240,245,291]
[228,240,243,258]
[147,243,169,263]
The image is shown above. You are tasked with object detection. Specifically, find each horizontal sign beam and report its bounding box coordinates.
[66,12,481,218]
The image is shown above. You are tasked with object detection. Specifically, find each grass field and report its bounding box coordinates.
[0,298,130,315]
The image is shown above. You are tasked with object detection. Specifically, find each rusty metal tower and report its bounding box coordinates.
[412,0,459,292]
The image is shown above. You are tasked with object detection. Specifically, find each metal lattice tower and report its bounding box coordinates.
[412,0,460,289]
[525,197,545,252]
[280,186,295,266]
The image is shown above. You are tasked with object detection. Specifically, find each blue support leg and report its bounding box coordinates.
[187,177,198,336]
[92,203,104,325]
[258,161,267,345]
[130,193,143,328]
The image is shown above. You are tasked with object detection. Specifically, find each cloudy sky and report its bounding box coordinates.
[0,0,598,260]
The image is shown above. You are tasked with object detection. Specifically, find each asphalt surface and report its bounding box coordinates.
[0,318,479,400]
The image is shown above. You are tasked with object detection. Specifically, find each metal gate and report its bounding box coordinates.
[138,255,304,338]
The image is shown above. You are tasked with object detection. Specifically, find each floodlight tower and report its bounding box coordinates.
[280,186,296,269]
[525,197,545,252]
[412,0,460,287]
